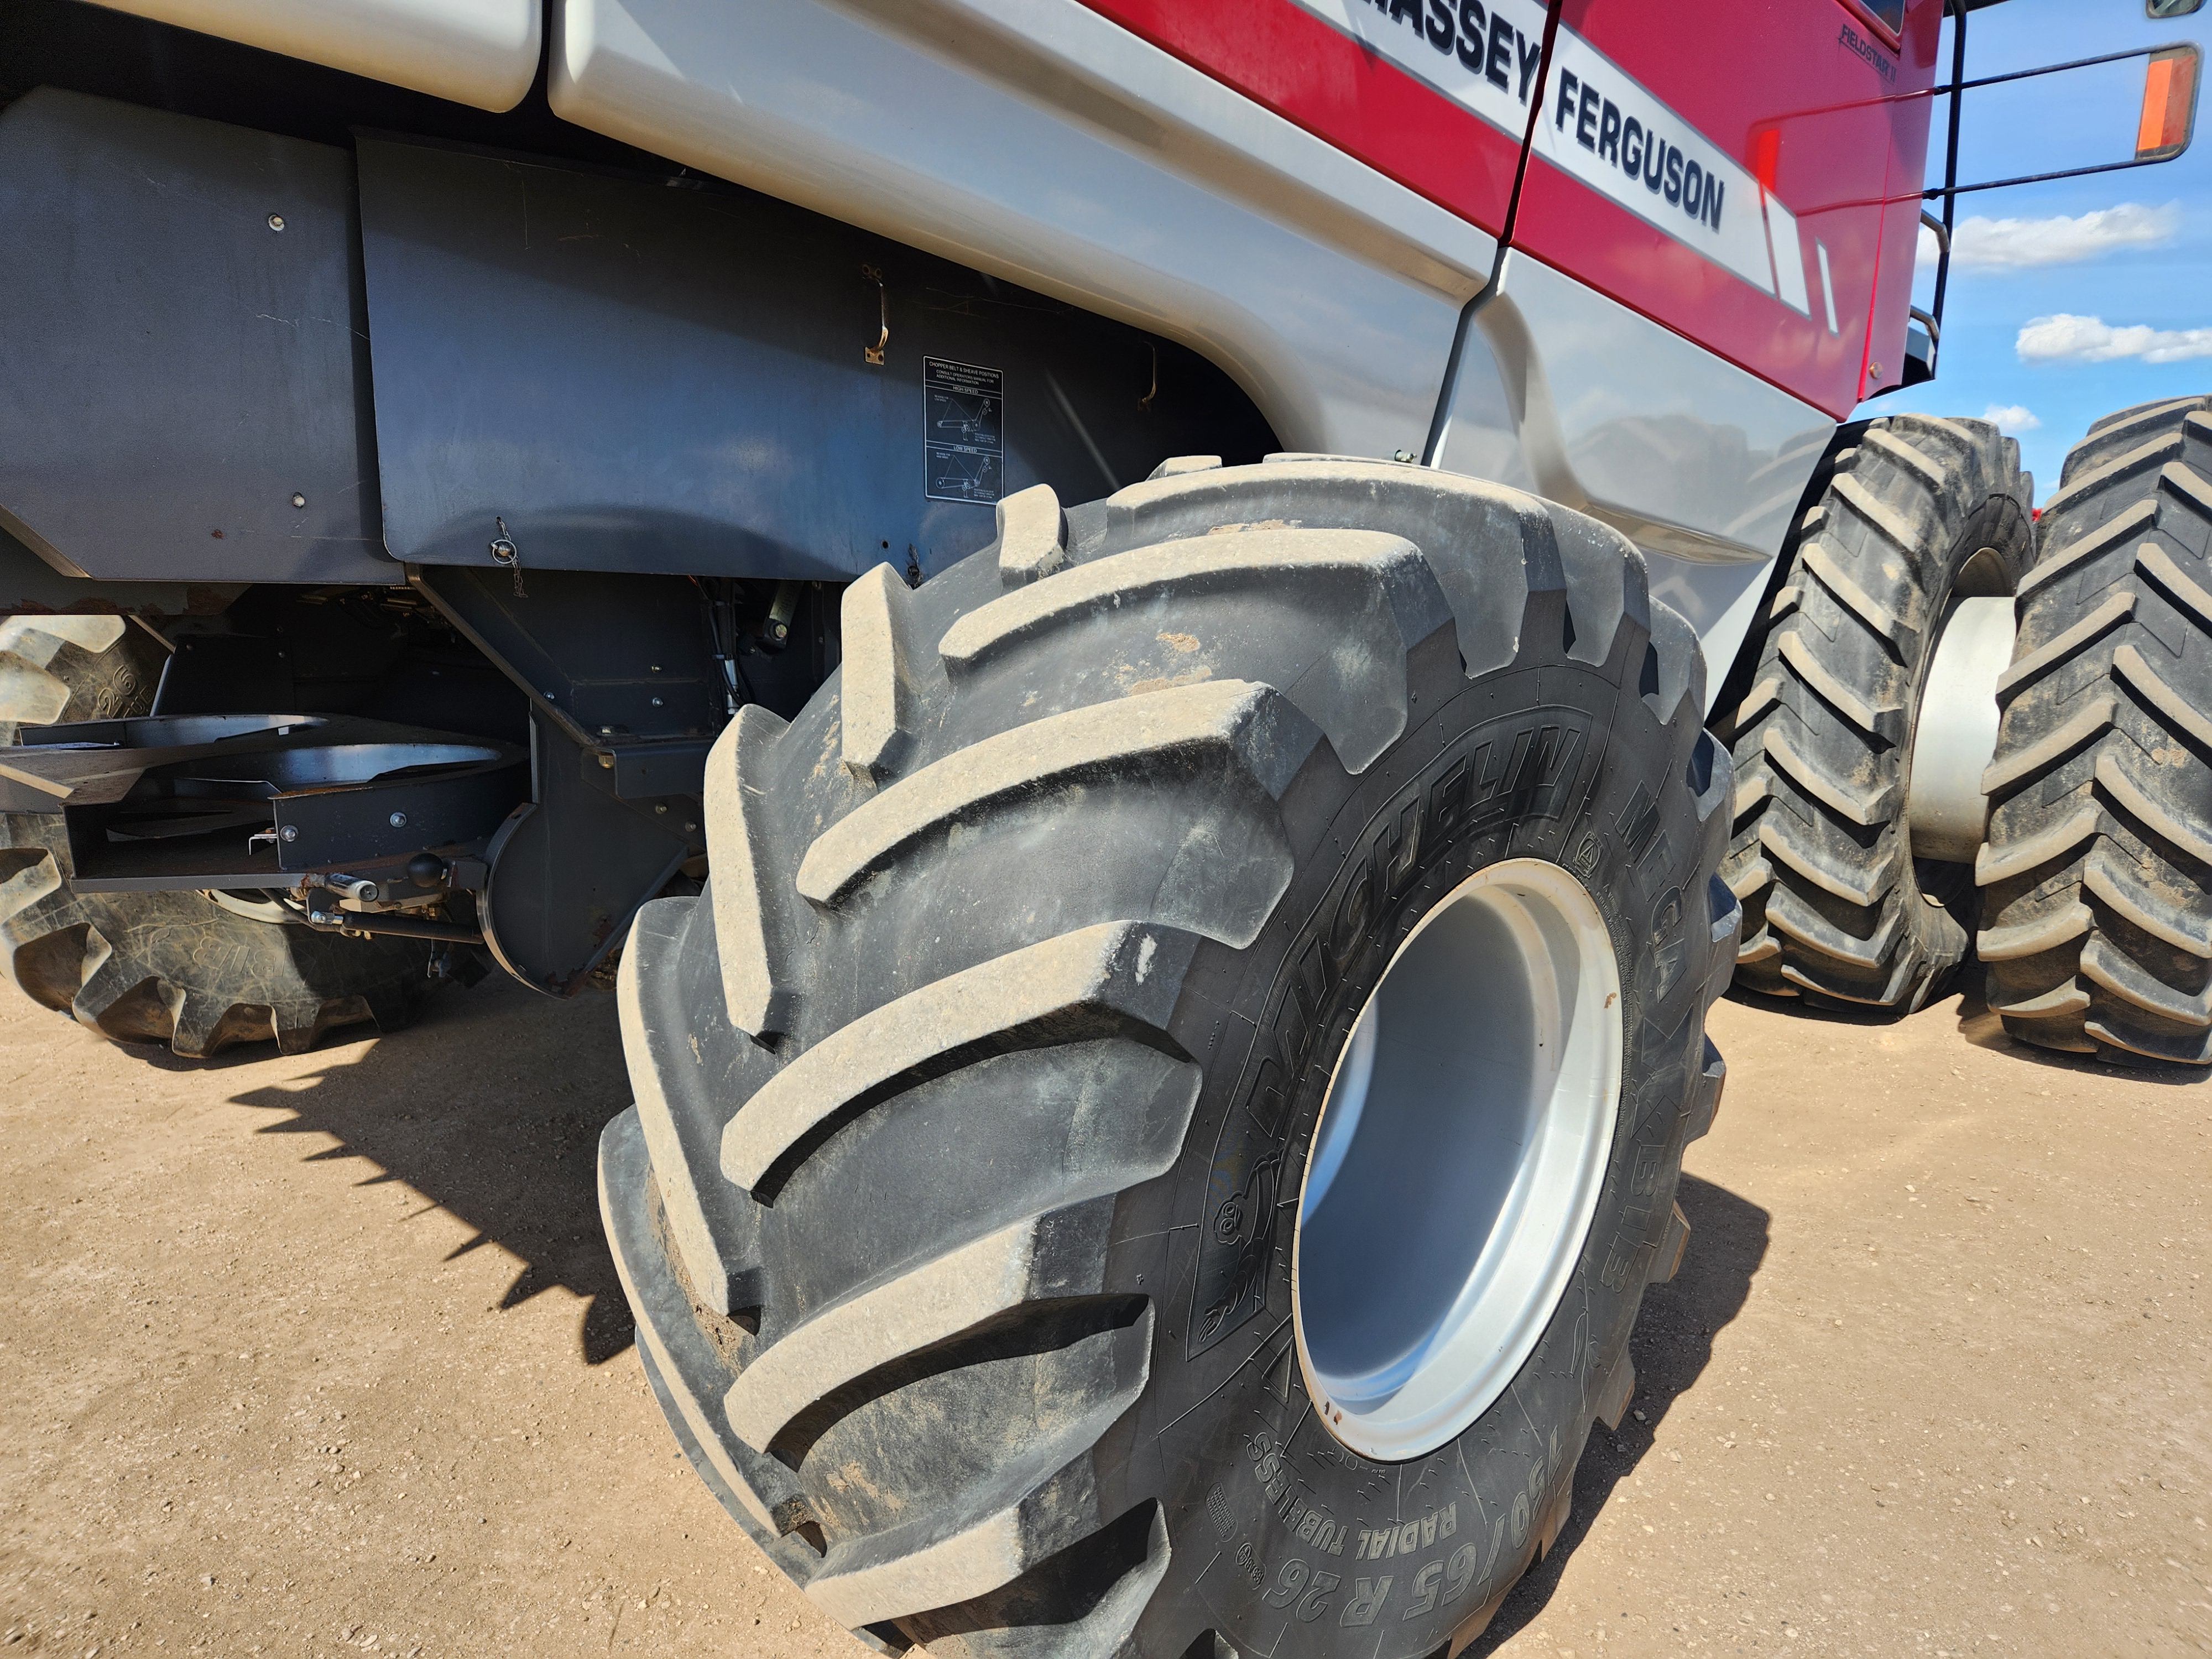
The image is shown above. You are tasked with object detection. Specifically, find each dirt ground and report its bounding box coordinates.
[0,967,2205,1659]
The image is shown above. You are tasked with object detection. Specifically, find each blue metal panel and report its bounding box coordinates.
[0,90,394,585]
[355,135,1272,581]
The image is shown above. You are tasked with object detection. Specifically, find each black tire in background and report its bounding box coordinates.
[602,457,1737,1659]
[0,613,434,1057]
[1719,415,2032,1010]
[1978,395,2212,1064]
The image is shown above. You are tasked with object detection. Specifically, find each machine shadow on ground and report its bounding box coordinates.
[1471,1173,1772,1654]
[223,973,640,1364]
[212,964,1774,1649]
[1730,969,2205,1083]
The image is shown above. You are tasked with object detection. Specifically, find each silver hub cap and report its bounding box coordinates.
[1906,594,2017,863]
[1292,858,1624,1462]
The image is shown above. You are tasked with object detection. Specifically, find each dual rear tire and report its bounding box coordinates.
[1720,415,2032,1011]
[1721,399,2212,1067]
[1978,397,2212,1063]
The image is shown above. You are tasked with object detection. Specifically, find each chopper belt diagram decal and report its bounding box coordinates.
[924,356,1005,503]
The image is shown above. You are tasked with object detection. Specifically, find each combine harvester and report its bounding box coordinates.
[0,0,2200,1647]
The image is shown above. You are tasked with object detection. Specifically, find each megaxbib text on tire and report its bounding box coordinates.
[602,456,1738,1659]
[0,614,433,1057]
[1719,415,2032,1009]
[1979,395,2212,1063]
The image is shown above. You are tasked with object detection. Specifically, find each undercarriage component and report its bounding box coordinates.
[1979,395,2212,1065]
[0,614,437,1056]
[407,565,769,994]
[603,457,1736,1658]
[479,708,697,996]
[0,711,527,889]
[1720,415,2032,1010]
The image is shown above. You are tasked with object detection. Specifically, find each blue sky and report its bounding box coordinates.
[1870,0,2212,499]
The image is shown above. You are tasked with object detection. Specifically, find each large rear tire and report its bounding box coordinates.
[603,458,1737,1659]
[1978,396,2212,1063]
[1719,416,2032,1009]
[0,614,435,1057]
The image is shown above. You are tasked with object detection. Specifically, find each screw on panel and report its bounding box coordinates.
[267,213,285,231]
[389,812,407,828]
[279,825,298,842]
[290,493,306,508]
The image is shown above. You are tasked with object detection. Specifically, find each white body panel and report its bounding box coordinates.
[549,0,1491,461]
[90,0,540,113]
[1437,252,1832,705]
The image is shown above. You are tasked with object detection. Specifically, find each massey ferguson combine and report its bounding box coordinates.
[1,0,2202,1651]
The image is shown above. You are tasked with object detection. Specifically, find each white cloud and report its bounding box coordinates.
[1916,202,2178,270]
[2016,312,2212,365]
[1981,403,2042,435]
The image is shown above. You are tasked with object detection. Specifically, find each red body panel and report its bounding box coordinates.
[1512,0,1940,416]
[1078,0,1944,420]
[1078,0,1526,237]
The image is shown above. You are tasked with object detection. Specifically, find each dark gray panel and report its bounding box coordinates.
[479,710,693,997]
[410,564,722,748]
[356,137,1271,581]
[0,523,243,619]
[0,89,394,585]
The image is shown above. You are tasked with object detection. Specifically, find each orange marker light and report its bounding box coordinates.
[2137,45,2201,161]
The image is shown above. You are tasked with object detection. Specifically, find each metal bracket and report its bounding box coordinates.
[488,514,525,598]
[861,264,889,366]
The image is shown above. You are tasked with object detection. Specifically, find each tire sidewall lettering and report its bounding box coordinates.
[1122,649,1717,1659]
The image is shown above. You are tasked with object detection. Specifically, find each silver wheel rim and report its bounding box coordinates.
[1291,857,1623,1461]
[1905,593,2016,864]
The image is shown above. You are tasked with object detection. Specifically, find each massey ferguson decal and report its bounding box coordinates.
[1531,30,1816,321]
[1084,0,1918,414]
[1287,0,1553,140]
[1289,1,1826,325]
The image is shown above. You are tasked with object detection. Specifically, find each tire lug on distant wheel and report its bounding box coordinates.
[1721,414,2034,1011]
[1979,395,2212,1066]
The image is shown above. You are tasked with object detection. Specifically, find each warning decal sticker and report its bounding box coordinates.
[924,357,1004,504]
